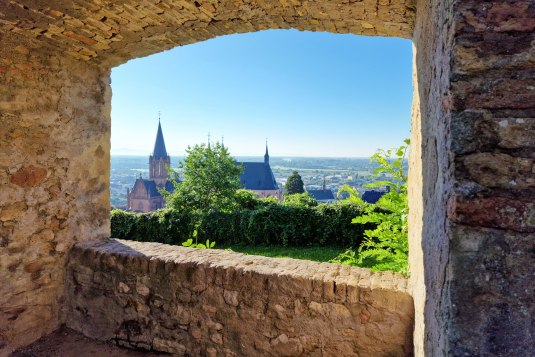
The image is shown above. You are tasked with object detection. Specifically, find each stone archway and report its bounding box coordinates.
[1,1,533,356]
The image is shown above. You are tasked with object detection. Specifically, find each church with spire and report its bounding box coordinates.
[237,143,282,201]
[126,120,175,212]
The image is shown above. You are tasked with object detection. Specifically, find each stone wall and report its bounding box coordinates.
[64,239,414,356]
[0,1,415,67]
[0,34,111,353]
[408,0,454,354]
[445,1,535,355]
[2,0,534,355]
[410,1,535,355]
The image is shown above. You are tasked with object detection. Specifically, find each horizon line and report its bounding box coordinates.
[111,154,374,159]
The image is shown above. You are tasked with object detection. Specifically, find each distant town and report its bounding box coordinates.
[111,154,395,209]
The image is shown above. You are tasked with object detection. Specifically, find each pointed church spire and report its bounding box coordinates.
[152,117,168,160]
[323,176,326,191]
[264,139,269,164]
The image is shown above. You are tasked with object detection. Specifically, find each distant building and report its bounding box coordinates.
[126,121,175,212]
[308,189,335,203]
[361,189,387,204]
[238,144,282,201]
[308,177,335,203]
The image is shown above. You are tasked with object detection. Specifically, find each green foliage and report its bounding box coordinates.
[284,171,305,195]
[164,142,243,213]
[235,189,266,210]
[197,202,368,247]
[282,192,318,207]
[332,139,410,276]
[366,138,409,192]
[111,202,367,248]
[182,238,216,249]
[110,209,196,245]
[260,196,279,205]
[337,184,365,205]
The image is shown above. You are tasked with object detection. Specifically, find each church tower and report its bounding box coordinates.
[149,120,170,186]
[264,141,269,165]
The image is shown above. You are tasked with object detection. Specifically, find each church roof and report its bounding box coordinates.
[361,190,386,204]
[152,121,168,160]
[308,189,335,201]
[239,162,278,190]
[136,178,174,197]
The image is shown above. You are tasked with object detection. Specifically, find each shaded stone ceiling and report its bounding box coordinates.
[0,0,415,67]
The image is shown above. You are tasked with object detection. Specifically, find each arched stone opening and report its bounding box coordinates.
[1,1,533,356]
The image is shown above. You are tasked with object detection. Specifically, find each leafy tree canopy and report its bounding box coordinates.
[285,171,305,195]
[164,142,243,213]
[283,192,318,207]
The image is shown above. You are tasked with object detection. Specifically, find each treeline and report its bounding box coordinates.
[111,202,369,248]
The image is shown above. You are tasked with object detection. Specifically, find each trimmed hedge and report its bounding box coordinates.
[111,203,369,248]
[111,209,196,245]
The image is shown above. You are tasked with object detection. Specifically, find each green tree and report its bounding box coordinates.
[164,142,243,213]
[285,171,305,195]
[332,139,410,276]
[283,192,318,207]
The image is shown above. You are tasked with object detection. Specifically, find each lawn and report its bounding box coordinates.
[216,244,346,263]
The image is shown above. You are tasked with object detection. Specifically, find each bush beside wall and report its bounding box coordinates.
[111,203,368,247]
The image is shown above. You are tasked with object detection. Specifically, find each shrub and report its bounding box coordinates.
[332,139,410,276]
[111,202,367,248]
[282,192,318,207]
[111,209,196,245]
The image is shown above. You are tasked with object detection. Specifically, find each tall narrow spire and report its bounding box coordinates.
[264,139,269,164]
[152,119,168,160]
[323,176,326,191]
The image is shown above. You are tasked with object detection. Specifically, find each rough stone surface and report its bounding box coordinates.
[410,1,535,356]
[449,224,535,357]
[0,0,415,67]
[408,0,454,355]
[0,44,111,354]
[11,326,164,357]
[1,0,534,356]
[443,2,535,355]
[64,239,414,357]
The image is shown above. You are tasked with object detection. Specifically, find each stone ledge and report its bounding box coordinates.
[64,239,414,356]
[74,238,410,292]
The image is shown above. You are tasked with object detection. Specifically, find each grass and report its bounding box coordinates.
[215,244,346,263]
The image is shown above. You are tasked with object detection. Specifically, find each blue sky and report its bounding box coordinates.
[111,29,413,157]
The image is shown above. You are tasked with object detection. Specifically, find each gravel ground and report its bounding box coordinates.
[11,326,166,357]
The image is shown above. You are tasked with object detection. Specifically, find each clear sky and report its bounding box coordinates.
[111,29,413,157]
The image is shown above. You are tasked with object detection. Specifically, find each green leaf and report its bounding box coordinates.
[333,138,410,277]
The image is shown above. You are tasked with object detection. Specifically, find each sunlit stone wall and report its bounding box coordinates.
[64,239,414,356]
[1,0,534,355]
[0,33,111,353]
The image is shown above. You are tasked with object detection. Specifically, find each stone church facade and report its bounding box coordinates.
[126,121,174,212]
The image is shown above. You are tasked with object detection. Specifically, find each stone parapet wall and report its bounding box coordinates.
[64,239,414,356]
